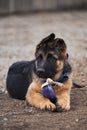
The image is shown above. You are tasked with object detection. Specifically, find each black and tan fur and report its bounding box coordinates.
[7,33,78,111]
[26,33,72,111]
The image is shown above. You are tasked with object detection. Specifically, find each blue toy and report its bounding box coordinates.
[41,71,69,104]
[41,78,64,104]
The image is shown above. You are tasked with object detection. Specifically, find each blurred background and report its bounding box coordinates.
[0,0,87,91]
[0,1,87,130]
[0,0,87,14]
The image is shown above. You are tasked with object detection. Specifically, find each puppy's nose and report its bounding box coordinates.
[37,68,45,74]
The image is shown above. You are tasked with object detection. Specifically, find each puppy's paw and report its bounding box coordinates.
[40,100,56,111]
[58,99,70,111]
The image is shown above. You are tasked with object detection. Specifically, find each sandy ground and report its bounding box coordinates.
[0,11,87,130]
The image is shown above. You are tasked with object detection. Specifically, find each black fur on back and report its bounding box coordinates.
[6,60,35,100]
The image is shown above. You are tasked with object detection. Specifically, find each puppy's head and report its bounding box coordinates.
[35,33,67,78]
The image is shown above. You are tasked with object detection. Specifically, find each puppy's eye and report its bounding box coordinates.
[47,54,52,59]
[37,54,43,60]
[47,54,57,61]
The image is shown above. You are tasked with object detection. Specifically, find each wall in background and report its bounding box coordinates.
[0,0,87,14]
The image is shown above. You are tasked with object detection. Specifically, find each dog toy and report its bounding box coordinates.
[41,78,63,103]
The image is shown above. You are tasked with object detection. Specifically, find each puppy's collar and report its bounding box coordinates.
[56,72,69,83]
[41,72,69,84]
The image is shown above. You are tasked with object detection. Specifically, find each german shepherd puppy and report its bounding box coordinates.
[26,33,72,111]
[6,33,73,111]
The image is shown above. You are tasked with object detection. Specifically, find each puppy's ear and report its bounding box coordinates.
[54,38,67,59]
[35,33,55,55]
[40,33,55,43]
[55,38,67,51]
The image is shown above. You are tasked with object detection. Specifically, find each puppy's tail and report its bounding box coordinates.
[73,82,85,88]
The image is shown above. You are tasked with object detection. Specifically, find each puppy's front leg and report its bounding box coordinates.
[26,82,56,111]
[55,79,72,111]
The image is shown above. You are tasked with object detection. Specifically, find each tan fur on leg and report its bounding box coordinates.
[54,76,72,110]
[26,81,56,111]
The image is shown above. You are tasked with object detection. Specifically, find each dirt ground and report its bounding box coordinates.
[0,11,87,130]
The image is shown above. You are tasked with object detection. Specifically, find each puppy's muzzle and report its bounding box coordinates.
[36,68,45,75]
